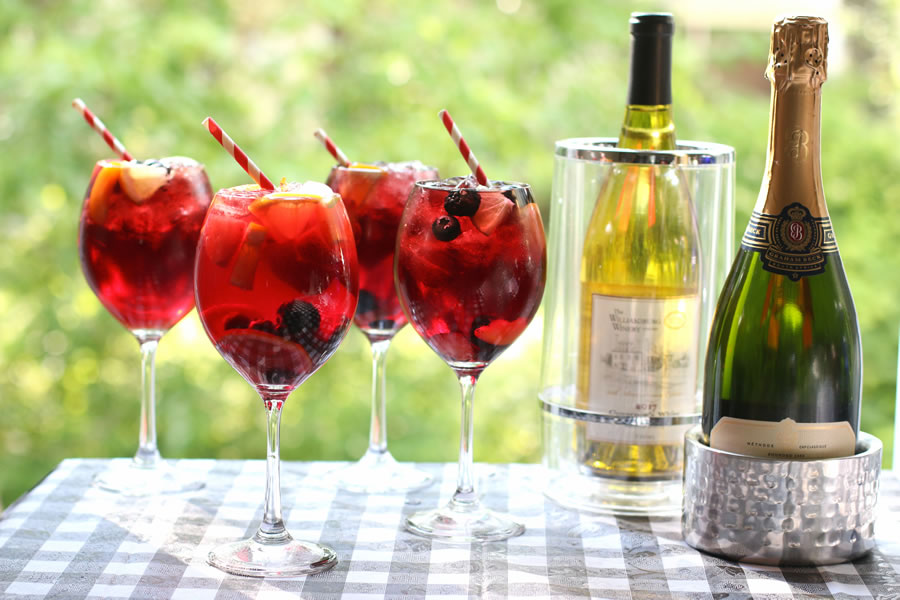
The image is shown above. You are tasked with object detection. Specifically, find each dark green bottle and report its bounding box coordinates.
[702,16,861,459]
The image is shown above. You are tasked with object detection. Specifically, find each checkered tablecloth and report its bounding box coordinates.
[1,460,899,599]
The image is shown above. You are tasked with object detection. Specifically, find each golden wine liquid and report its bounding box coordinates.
[576,159,701,481]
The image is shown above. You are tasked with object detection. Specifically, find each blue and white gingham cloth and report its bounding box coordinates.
[1,459,898,599]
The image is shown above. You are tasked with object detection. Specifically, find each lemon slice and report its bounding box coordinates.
[121,163,168,203]
[88,161,124,224]
[249,192,322,243]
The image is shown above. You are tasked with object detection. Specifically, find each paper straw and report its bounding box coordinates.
[438,109,488,186]
[313,128,351,167]
[71,98,134,161]
[202,117,275,189]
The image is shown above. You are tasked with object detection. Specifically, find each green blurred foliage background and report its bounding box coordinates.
[1,0,898,505]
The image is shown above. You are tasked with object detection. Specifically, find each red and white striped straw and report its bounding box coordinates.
[313,128,351,167]
[202,117,275,190]
[71,98,134,161]
[438,109,488,186]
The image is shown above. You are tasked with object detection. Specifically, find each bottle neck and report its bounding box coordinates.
[618,104,676,150]
[621,29,675,150]
[758,82,827,217]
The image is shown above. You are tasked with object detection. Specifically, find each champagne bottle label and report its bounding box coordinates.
[741,202,837,280]
[710,417,855,459]
[584,294,699,443]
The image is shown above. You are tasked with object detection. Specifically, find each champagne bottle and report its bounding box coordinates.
[703,16,861,459]
[577,13,702,481]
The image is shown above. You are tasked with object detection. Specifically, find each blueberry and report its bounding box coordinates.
[444,189,481,217]
[250,319,277,334]
[432,215,461,242]
[224,315,252,330]
[356,289,377,316]
[278,300,321,342]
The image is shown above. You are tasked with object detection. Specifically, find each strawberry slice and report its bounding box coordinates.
[204,213,248,267]
[471,191,513,236]
[521,202,546,254]
[473,317,528,346]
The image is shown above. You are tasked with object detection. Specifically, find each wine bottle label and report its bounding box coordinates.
[585,294,699,444]
[710,417,855,459]
[741,202,837,280]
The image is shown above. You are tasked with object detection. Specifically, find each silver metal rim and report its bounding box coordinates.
[554,137,735,165]
[540,399,700,427]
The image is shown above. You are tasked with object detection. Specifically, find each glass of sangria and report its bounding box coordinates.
[195,181,357,577]
[78,156,212,495]
[326,160,438,493]
[395,176,547,541]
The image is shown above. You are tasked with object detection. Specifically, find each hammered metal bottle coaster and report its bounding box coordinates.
[681,426,881,565]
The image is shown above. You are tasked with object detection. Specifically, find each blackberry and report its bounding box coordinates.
[250,319,277,334]
[444,189,481,217]
[224,314,252,330]
[278,300,322,352]
[278,300,321,336]
[432,215,461,242]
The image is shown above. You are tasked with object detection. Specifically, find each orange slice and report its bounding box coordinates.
[229,223,267,290]
[248,192,321,243]
[348,162,385,172]
[121,163,168,203]
[88,162,123,224]
[218,330,313,386]
[472,192,513,236]
[473,317,528,346]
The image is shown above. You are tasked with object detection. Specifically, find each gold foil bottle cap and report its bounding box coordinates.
[767,15,828,87]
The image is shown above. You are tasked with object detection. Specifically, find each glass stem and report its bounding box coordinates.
[255,394,291,544]
[452,372,480,507]
[368,339,391,455]
[134,336,162,468]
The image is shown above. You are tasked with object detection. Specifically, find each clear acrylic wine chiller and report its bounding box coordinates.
[541,138,736,515]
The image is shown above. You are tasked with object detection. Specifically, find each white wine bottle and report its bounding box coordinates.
[703,16,861,459]
[577,13,702,481]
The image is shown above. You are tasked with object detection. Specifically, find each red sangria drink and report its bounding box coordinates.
[395,176,547,541]
[195,182,358,390]
[80,158,212,332]
[325,161,437,493]
[78,157,212,496]
[196,181,357,577]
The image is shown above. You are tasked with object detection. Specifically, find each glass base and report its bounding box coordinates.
[93,459,204,496]
[207,535,337,578]
[544,471,682,516]
[331,451,433,494]
[406,499,524,543]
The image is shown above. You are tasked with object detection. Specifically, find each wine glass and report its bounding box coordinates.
[78,156,212,495]
[325,161,438,493]
[195,181,358,576]
[394,177,547,541]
